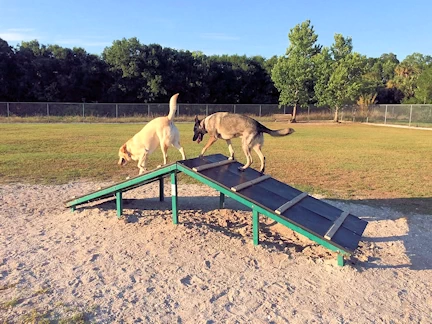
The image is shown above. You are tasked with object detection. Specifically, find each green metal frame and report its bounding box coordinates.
[176,164,349,266]
[65,163,177,218]
[66,161,351,266]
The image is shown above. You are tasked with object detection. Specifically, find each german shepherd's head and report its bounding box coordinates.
[192,116,207,144]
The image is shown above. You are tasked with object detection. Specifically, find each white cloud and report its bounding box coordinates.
[0,28,39,42]
[200,33,240,41]
[55,38,111,48]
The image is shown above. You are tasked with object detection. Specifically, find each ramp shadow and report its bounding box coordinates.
[79,194,432,271]
[326,197,432,271]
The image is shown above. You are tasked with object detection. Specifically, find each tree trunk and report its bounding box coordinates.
[291,103,297,123]
[333,106,339,122]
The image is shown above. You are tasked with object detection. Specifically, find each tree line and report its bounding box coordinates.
[1,20,431,120]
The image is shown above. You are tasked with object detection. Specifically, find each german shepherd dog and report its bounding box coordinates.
[118,93,186,175]
[193,112,295,173]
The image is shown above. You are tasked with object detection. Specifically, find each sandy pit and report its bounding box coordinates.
[1,181,431,323]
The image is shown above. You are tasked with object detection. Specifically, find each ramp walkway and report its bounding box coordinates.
[65,154,368,266]
[65,162,177,216]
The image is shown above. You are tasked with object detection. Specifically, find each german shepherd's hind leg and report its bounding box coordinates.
[253,144,265,173]
[238,141,253,172]
[226,139,235,160]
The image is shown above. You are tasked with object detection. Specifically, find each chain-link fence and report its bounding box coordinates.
[0,102,310,119]
[0,102,431,127]
[364,104,432,127]
[0,102,282,118]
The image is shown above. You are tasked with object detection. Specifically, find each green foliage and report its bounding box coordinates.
[271,20,320,121]
[390,52,432,103]
[314,35,365,121]
[1,22,432,106]
[415,66,432,103]
[0,37,279,104]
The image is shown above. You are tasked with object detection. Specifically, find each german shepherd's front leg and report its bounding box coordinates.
[199,136,218,158]
[226,139,235,160]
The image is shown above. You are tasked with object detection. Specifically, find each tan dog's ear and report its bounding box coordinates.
[120,144,131,157]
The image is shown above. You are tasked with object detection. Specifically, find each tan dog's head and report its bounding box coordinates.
[118,143,131,166]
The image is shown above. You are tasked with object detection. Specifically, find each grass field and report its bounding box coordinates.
[1,122,431,213]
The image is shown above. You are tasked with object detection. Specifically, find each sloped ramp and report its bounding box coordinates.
[65,162,177,216]
[65,154,368,266]
[177,154,368,265]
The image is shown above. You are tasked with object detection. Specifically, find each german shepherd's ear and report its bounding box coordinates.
[194,115,199,123]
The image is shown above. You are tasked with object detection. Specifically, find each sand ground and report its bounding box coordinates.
[1,181,431,323]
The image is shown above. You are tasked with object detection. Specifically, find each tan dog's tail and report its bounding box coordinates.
[167,93,179,121]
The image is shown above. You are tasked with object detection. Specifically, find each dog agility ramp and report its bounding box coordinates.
[177,154,368,266]
[66,154,367,266]
[65,162,178,216]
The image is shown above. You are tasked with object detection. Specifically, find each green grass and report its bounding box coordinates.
[1,122,431,213]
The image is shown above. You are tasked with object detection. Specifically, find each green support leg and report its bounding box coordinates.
[171,172,178,224]
[71,206,76,212]
[253,209,259,245]
[159,177,164,202]
[116,191,123,218]
[219,193,225,209]
[337,253,345,266]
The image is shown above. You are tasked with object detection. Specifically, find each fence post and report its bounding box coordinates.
[206,105,208,116]
[148,104,150,117]
[259,105,262,117]
[283,105,286,114]
[384,105,388,124]
[177,103,180,117]
[234,104,236,114]
[7,102,9,117]
[308,106,310,121]
[409,105,413,127]
[116,104,118,118]
[82,103,85,118]
[46,103,49,116]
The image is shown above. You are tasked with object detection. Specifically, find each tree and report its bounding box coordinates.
[0,38,19,101]
[389,52,432,103]
[314,34,364,122]
[357,93,377,121]
[415,66,432,103]
[271,20,321,122]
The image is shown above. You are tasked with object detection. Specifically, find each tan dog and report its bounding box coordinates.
[118,93,186,174]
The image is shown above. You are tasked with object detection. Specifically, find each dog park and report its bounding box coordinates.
[1,116,431,323]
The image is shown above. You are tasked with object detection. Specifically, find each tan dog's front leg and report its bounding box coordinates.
[138,150,148,175]
[199,136,218,158]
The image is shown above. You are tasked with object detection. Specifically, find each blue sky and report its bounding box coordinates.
[0,0,431,61]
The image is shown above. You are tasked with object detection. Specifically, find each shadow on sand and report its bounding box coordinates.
[81,194,432,271]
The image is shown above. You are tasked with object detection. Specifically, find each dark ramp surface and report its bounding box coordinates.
[179,154,368,254]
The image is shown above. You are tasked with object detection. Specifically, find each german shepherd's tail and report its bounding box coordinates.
[167,93,179,121]
[258,123,295,137]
